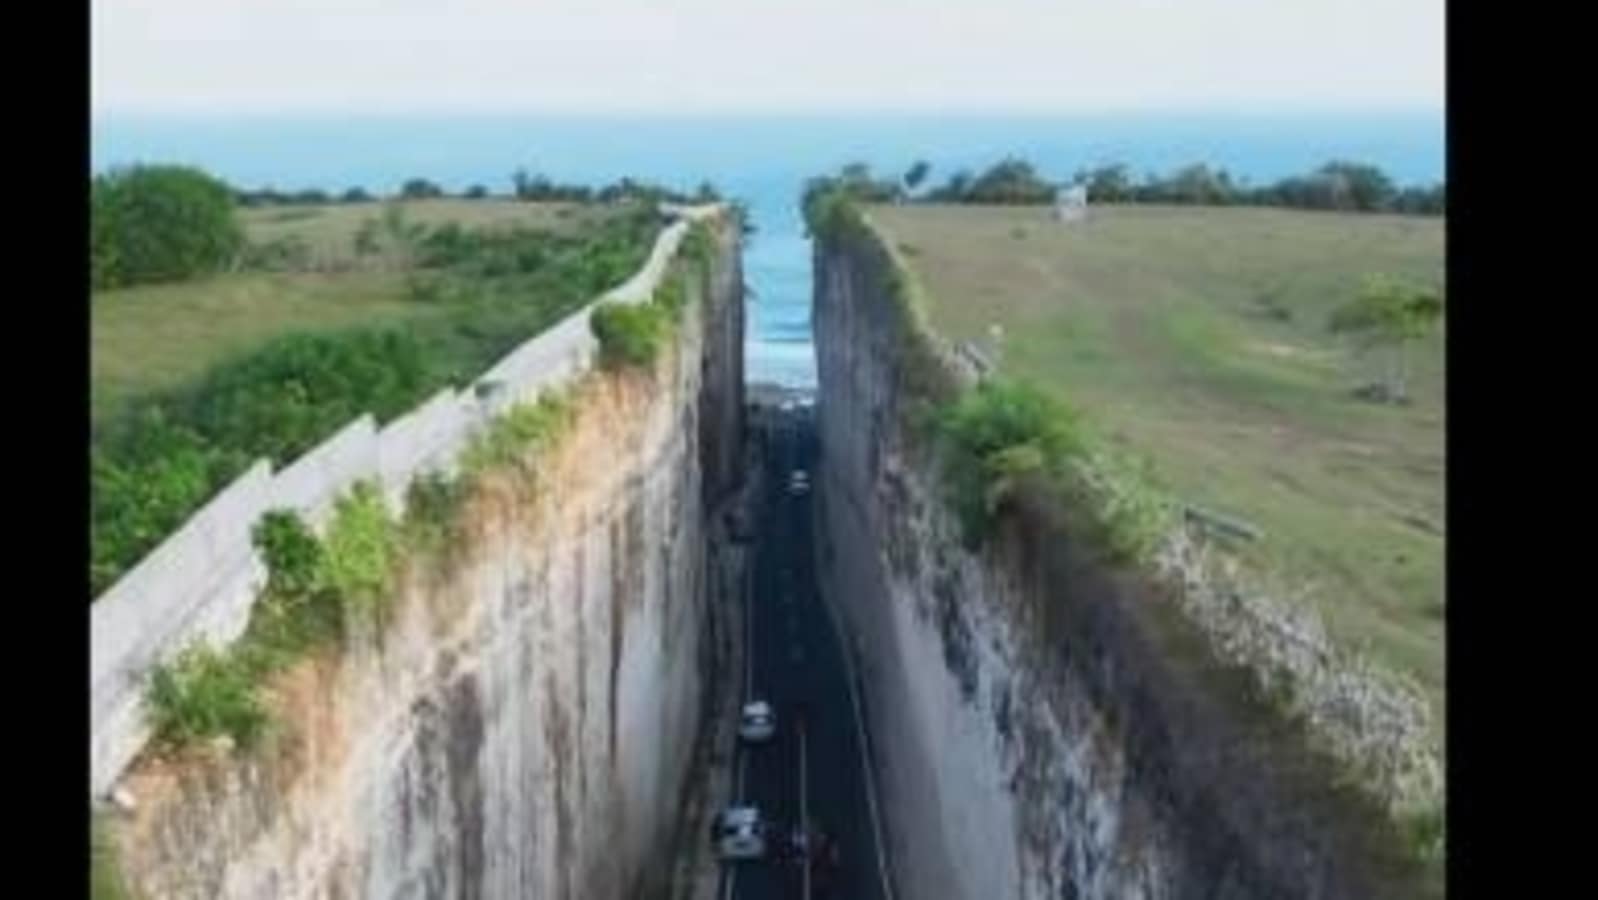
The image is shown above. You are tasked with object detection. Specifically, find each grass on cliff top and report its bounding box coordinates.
[869,202,1445,726]
[90,199,599,429]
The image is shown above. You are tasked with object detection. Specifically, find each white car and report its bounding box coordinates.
[788,470,810,496]
[739,700,776,743]
[713,806,768,861]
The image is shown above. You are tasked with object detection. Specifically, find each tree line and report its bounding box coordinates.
[232,172,720,207]
[91,162,720,290]
[814,157,1444,215]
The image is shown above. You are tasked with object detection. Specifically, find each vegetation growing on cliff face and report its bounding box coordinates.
[592,302,670,369]
[320,482,400,615]
[843,194,1444,877]
[935,379,1174,562]
[591,219,715,370]
[868,202,1444,719]
[147,644,270,749]
[141,389,582,751]
[132,209,721,749]
[461,392,575,478]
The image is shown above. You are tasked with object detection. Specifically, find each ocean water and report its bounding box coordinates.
[91,113,1444,390]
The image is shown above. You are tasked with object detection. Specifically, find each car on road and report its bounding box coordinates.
[789,469,810,495]
[738,700,776,743]
[713,806,768,861]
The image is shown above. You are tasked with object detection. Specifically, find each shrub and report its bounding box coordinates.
[591,302,667,369]
[319,481,397,613]
[145,644,268,748]
[185,330,432,461]
[1066,446,1174,564]
[932,377,1175,559]
[90,414,240,597]
[936,379,1083,543]
[461,393,573,477]
[253,510,322,597]
[91,164,244,289]
[404,471,469,552]
[801,180,870,243]
[655,277,689,318]
[679,221,714,269]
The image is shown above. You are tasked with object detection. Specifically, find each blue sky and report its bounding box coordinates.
[92,0,1444,116]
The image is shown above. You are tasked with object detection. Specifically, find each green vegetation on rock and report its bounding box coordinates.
[319,482,400,614]
[591,302,669,369]
[935,379,1174,563]
[461,392,575,478]
[146,644,270,749]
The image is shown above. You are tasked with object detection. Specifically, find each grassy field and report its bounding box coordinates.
[240,198,600,267]
[91,199,597,428]
[870,203,1445,721]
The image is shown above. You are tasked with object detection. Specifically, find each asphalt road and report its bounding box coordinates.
[719,406,891,900]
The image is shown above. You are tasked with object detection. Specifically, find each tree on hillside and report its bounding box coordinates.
[341,187,373,203]
[1316,161,1397,212]
[832,162,901,203]
[926,169,974,202]
[400,178,444,200]
[1392,183,1445,216]
[463,184,490,199]
[1167,164,1236,206]
[965,158,1055,204]
[1328,276,1443,404]
[903,160,931,196]
[91,164,244,289]
[1076,164,1132,203]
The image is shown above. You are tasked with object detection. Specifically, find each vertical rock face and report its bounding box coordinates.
[811,233,1416,900]
[110,223,745,900]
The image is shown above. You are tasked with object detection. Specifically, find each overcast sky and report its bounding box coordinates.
[92,0,1444,116]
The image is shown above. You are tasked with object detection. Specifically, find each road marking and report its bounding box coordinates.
[799,719,811,900]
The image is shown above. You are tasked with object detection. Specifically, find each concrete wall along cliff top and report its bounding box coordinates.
[89,204,723,798]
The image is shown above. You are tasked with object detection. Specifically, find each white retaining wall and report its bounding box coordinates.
[90,205,720,797]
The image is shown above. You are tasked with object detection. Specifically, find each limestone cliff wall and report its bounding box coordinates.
[811,223,1424,900]
[105,219,745,900]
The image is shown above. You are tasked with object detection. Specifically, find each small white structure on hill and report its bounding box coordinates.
[1054,184,1088,222]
